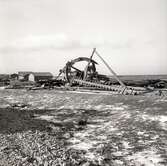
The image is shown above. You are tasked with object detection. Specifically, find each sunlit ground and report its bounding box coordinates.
[0,89,167,165]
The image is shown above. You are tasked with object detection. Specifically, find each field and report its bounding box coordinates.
[0,89,167,165]
[118,75,167,81]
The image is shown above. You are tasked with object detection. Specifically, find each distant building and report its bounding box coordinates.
[18,71,32,81]
[0,74,10,81]
[18,71,53,82]
[0,74,10,86]
[31,72,53,82]
[10,73,19,80]
[28,73,35,82]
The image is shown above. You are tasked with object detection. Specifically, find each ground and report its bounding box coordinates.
[0,89,167,166]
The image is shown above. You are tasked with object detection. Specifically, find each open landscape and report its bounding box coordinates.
[1,0,167,165]
[0,89,167,165]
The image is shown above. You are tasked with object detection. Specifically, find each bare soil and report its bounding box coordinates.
[0,89,167,166]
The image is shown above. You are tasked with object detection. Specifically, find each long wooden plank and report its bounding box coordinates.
[73,78,147,95]
[95,50,126,87]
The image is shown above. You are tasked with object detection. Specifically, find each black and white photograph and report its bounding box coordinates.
[0,0,167,165]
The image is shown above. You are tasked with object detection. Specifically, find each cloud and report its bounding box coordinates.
[0,33,156,54]
[0,34,83,53]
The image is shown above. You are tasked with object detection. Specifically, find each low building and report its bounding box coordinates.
[10,73,19,80]
[30,72,53,82]
[0,74,10,81]
[0,74,10,86]
[18,71,53,82]
[18,71,32,81]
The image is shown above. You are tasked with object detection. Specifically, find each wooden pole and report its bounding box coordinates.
[95,49,126,87]
[83,48,96,80]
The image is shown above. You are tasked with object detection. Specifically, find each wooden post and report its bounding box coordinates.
[83,48,96,80]
[95,50,126,88]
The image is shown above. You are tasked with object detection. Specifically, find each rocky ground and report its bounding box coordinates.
[0,89,167,166]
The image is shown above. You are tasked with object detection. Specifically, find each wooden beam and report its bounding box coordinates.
[95,50,126,87]
[83,48,96,80]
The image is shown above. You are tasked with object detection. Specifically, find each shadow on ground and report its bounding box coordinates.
[0,108,61,134]
[0,107,97,135]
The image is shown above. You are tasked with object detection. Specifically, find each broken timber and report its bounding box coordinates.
[58,48,147,95]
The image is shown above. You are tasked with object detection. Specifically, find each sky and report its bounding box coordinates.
[0,0,167,75]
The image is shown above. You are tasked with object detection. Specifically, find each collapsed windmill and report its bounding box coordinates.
[57,48,147,95]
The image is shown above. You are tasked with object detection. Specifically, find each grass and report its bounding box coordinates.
[0,89,167,165]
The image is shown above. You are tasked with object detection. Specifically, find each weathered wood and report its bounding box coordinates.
[95,49,126,87]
